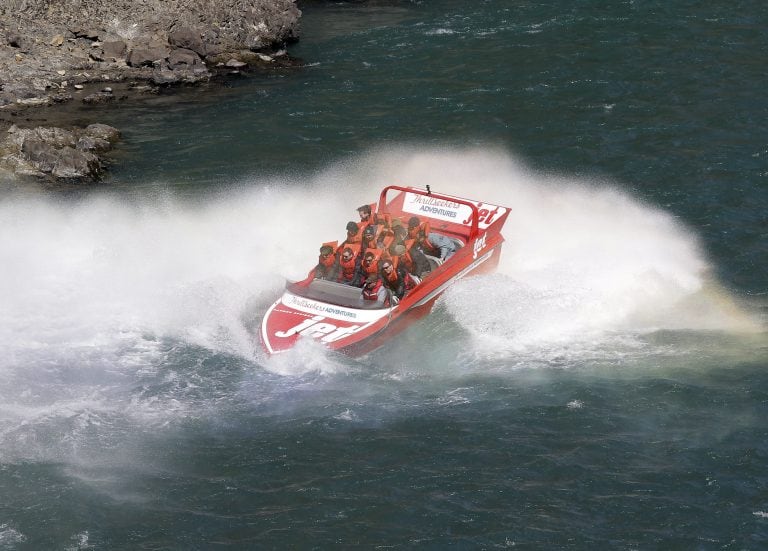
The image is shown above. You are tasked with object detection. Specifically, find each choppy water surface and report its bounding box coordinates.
[2,1,767,548]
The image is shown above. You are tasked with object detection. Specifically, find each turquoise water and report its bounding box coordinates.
[1,1,767,548]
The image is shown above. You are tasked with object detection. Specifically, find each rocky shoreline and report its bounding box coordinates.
[0,0,301,183]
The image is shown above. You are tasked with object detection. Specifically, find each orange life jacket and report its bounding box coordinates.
[361,248,381,277]
[337,244,360,283]
[408,220,431,240]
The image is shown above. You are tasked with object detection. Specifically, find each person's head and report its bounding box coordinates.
[357,205,372,220]
[392,244,406,257]
[363,252,375,266]
[346,221,359,235]
[393,226,407,241]
[408,216,420,229]
[365,274,378,287]
[390,218,403,229]
[381,261,394,276]
[363,225,375,239]
[319,245,334,258]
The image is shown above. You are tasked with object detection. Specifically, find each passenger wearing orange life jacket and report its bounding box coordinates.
[408,216,457,261]
[407,216,430,240]
[359,249,381,280]
[357,203,390,232]
[337,245,361,286]
[360,224,379,253]
[314,244,339,280]
[389,242,427,278]
[359,219,390,252]
[341,221,362,247]
[389,222,430,277]
[361,273,389,307]
[380,259,420,301]
[377,217,403,250]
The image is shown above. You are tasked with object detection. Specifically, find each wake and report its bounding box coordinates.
[0,146,760,372]
[1,146,763,465]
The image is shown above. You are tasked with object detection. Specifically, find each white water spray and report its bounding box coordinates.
[339,146,760,355]
[0,147,760,382]
[0,146,762,464]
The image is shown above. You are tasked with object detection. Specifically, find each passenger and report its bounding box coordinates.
[361,224,378,252]
[380,259,420,301]
[359,249,381,280]
[390,220,409,246]
[357,204,375,232]
[391,242,430,278]
[407,216,429,240]
[358,203,390,230]
[361,273,389,307]
[416,229,457,261]
[337,244,361,286]
[314,244,339,280]
[342,221,362,246]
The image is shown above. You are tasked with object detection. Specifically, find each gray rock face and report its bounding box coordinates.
[0,0,301,182]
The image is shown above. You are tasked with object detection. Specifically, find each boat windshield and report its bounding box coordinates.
[286,279,390,310]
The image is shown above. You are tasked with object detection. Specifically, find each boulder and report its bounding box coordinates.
[84,123,120,144]
[0,123,120,181]
[127,44,170,67]
[168,48,204,70]
[100,40,127,62]
[50,146,101,179]
[168,27,206,57]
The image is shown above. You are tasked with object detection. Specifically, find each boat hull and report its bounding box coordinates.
[260,242,503,356]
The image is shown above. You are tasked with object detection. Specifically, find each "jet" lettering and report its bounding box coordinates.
[472,234,488,259]
[274,315,363,343]
[462,203,500,226]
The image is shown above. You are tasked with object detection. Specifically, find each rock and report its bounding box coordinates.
[77,135,111,152]
[51,146,101,179]
[168,27,206,57]
[21,138,60,173]
[100,40,127,61]
[127,44,169,67]
[5,33,24,49]
[168,48,204,70]
[84,123,120,144]
[82,91,113,104]
[0,123,119,181]
[0,1,303,185]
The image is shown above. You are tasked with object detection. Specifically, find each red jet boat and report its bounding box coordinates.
[260,185,510,356]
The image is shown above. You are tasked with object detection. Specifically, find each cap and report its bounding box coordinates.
[390,218,403,228]
[346,221,359,233]
[364,225,375,236]
[393,244,406,256]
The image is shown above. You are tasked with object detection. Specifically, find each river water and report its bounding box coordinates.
[2,1,767,548]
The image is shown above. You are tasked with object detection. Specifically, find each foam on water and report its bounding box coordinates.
[1,146,760,367]
[0,146,762,462]
[353,146,761,355]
